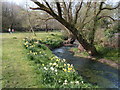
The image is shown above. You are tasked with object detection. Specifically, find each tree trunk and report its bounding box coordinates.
[50,15,98,56]
[30,3,99,56]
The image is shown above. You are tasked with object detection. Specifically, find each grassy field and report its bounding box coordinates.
[1,32,61,88]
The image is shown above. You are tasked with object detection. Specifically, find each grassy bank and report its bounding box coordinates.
[95,45,119,63]
[70,45,119,64]
[2,32,62,88]
[1,32,98,88]
[23,36,98,88]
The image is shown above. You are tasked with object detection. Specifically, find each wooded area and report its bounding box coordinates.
[30,0,119,56]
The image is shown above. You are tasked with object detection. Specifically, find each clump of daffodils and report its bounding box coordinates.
[23,37,98,88]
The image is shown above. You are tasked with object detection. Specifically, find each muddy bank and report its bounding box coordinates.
[69,48,119,69]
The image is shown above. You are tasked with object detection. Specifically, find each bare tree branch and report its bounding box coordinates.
[62,1,68,20]
[31,0,61,21]
[30,7,41,10]
[98,16,116,21]
[101,3,120,10]
[73,0,83,25]
[56,1,62,18]
[81,2,91,25]
[82,17,94,28]
[43,0,55,13]
[96,2,119,16]
[30,0,51,12]
[68,1,73,22]
[96,2,104,16]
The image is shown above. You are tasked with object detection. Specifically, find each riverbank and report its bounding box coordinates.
[69,46,119,69]
[2,32,98,88]
[23,34,98,88]
[53,46,119,88]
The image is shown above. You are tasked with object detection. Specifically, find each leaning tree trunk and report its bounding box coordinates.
[50,15,98,56]
[30,2,98,56]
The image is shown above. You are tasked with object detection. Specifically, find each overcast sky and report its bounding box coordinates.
[3,0,120,6]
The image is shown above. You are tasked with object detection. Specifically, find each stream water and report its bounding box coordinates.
[53,46,120,88]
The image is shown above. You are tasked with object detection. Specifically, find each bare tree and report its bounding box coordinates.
[30,0,119,56]
[26,1,37,36]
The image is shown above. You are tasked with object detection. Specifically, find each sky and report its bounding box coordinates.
[3,0,120,6]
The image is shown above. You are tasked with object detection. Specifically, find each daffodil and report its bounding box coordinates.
[64,64,66,66]
[49,63,52,65]
[63,82,67,85]
[63,59,66,62]
[56,59,60,62]
[55,69,57,72]
[71,64,73,67]
[75,81,79,84]
[68,68,72,71]
[63,69,67,72]
[50,67,54,71]
[68,71,70,72]
[56,64,58,67]
[64,80,67,83]
[53,62,57,66]
[70,81,74,84]
[67,64,70,66]
[26,41,28,43]
[44,67,48,70]
[35,41,39,44]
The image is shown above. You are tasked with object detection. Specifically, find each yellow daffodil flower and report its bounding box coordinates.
[67,64,70,67]
[64,64,66,66]
[63,69,67,72]
[68,71,70,72]
[68,68,72,71]
[56,59,60,62]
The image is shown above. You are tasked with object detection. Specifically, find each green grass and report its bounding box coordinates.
[95,45,119,63]
[1,32,62,88]
[70,48,89,58]
[70,45,119,64]
[1,32,98,88]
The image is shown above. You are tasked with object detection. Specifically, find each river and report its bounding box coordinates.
[53,46,120,88]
